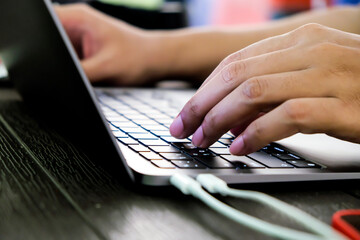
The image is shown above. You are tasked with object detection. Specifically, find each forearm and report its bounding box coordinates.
[148,6,360,83]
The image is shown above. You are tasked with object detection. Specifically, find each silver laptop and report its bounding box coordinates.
[1,0,360,186]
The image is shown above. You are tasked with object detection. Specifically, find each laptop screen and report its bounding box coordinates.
[0,0,133,180]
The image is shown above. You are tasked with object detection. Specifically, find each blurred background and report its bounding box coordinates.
[51,0,360,28]
[0,0,360,81]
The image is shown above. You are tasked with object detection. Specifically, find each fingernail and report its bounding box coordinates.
[192,126,204,147]
[170,115,184,138]
[230,135,245,155]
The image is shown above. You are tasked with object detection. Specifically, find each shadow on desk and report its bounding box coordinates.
[0,89,359,240]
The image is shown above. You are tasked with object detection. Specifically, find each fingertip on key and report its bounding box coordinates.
[230,135,246,155]
[192,126,204,147]
[170,115,184,138]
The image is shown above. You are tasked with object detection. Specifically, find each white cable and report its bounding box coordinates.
[170,174,343,240]
[196,174,347,240]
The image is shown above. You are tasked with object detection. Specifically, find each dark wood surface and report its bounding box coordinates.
[0,88,360,240]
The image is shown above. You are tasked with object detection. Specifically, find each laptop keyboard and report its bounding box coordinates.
[98,91,321,170]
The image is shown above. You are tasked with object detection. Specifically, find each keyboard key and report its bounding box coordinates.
[221,155,265,168]
[183,148,216,158]
[262,144,286,154]
[209,142,227,148]
[149,146,181,153]
[288,153,302,160]
[117,110,139,115]
[220,133,235,139]
[287,160,321,168]
[142,109,163,115]
[157,119,174,125]
[172,142,197,150]
[142,125,168,131]
[219,139,233,146]
[148,113,170,119]
[120,127,148,133]
[106,116,127,122]
[111,121,138,128]
[118,138,138,145]
[109,125,118,131]
[210,148,230,155]
[128,133,158,140]
[151,130,172,137]
[131,105,153,111]
[162,137,191,143]
[248,152,293,168]
[160,153,192,160]
[272,152,300,160]
[112,106,132,112]
[134,119,159,125]
[112,130,128,138]
[196,157,235,169]
[151,160,176,169]
[140,139,169,146]
[129,145,150,152]
[108,116,129,122]
[140,152,163,160]
[171,160,206,169]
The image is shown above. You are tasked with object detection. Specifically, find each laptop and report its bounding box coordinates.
[1,0,360,186]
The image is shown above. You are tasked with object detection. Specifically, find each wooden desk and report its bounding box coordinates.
[0,88,359,240]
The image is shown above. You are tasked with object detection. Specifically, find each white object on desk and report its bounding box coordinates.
[0,62,8,79]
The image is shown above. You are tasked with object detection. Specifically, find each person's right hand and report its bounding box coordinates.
[55,4,161,85]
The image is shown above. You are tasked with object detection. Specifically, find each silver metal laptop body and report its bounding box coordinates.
[1,0,360,186]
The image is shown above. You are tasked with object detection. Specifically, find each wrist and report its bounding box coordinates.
[143,29,223,82]
[141,30,188,81]
[141,31,171,80]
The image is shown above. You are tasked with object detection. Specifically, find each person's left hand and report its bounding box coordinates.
[170,23,360,155]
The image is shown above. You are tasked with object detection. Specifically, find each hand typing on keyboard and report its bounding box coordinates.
[170,24,360,156]
[56,4,360,157]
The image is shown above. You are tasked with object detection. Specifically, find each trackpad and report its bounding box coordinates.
[276,134,360,170]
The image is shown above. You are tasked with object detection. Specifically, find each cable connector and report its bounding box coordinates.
[196,174,228,195]
[169,174,202,196]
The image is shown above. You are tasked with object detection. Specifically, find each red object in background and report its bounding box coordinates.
[332,209,360,240]
[271,0,333,12]
[271,0,311,11]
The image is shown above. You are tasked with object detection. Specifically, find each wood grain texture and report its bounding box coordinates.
[0,89,360,240]
[0,102,100,240]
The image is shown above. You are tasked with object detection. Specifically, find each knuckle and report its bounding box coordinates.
[221,61,245,86]
[223,51,243,65]
[202,111,218,132]
[250,121,264,138]
[308,42,344,63]
[297,23,324,34]
[290,23,325,42]
[185,98,202,118]
[242,77,266,103]
[282,100,309,126]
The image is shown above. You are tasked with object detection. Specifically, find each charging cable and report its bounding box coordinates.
[170,174,347,240]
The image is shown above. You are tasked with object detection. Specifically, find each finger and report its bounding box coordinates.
[200,24,360,91]
[170,46,310,139]
[191,69,335,148]
[230,112,265,136]
[198,30,298,90]
[229,98,347,155]
[81,51,109,82]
